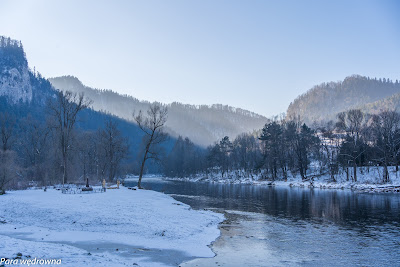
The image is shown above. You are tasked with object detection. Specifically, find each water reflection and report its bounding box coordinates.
[125,178,400,266]
[126,178,400,228]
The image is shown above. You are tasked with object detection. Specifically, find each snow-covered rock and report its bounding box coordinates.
[0,66,32,103]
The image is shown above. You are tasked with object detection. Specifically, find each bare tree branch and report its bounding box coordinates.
[133,103,168,189]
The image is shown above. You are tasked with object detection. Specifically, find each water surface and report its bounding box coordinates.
[125,178,400,266]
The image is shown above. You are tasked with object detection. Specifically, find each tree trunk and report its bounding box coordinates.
[138,150,148,189]
[353,162,357,182]
[282,166,287,181]
[62,153,67,186]
[299,160,305,181]
[108,165,113,182]
[384,164,389,183]
[83,158,86,180]
[62,132,67,186]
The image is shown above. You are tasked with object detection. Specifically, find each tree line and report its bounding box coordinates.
[0,90,169,193]
[2,87,400,193]
[164,109,400,184]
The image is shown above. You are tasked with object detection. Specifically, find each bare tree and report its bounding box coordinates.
[0,150,19,194]
[20,115,50,184]
[98,119,129,182]
[134,103,168,188]
[47,90,92,185]
[0,112,18,193]
[318,121,340,182]
[370,110,400,182]
[336,109,367,182]
[76,131,98,182]
[0,112,16,151]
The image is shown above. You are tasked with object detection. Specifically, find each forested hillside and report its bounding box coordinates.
[287,75,400,124]
[359,92,400,114]
[49,76,267,147]
[0,36,172,191]
[4,34,400,191]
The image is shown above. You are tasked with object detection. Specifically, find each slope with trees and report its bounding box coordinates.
[0,36,175,191]
[49,76,267,147]
[287,75,400,124]
[165,108,400,187]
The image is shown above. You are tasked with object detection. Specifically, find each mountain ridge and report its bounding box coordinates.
[49,75,267,146]
[286,74,400,124]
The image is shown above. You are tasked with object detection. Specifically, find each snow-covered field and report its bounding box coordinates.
[0,187,224,266]
[167,166,400,193]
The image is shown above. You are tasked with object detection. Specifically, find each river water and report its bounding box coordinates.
[124,178,400,267]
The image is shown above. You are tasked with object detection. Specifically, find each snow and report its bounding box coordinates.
[0,187,224,266]
[0,66,32,103]
[166,166,400,193]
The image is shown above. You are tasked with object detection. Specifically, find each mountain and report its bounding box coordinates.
[0,37,33,103]
[0,36,168,173]
[287,75,400,124]
[358,92,400,114]
[49,76,267,146]
[0,37,61,108]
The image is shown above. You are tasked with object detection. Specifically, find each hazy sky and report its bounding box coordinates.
[0,0,399,116]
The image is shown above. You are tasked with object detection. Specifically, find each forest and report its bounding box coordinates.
[2,36,400,191]
[0,92,130,192]
[3,89,400,192]
[0,36,169,193]
[287,75,400,124]
[165,109,400,185]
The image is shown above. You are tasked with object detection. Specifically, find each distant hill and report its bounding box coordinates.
[358,92,400,114]
[287,75,400,124]
[49,76,267,146]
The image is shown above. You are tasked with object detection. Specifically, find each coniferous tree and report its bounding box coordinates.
[259,122,284,180]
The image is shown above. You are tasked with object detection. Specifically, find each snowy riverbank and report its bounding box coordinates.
[0,187,224,266]
[166,167,400,193]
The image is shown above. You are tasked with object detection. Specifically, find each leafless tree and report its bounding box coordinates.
[134,103,168,188]
[0,150,19,194]
[318,121,340,182]
[76,131,97,182]
[47,90,92,185]
[336,109,367,182]
[20,115,50,184]
[370,110,400,182]
[98,119,129,182]
[0,112,16,151]
[0,112,19,193]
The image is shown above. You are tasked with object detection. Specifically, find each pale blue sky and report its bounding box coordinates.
[0,0,399,116]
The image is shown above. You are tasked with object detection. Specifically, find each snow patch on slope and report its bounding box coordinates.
[0,66,32,103]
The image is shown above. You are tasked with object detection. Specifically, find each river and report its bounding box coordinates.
[124,177,400,267]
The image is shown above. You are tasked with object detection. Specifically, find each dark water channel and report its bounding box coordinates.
[124,178,400,267]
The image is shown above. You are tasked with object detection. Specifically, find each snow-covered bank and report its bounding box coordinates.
[166,167,400,193]
[0,187,224,266]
